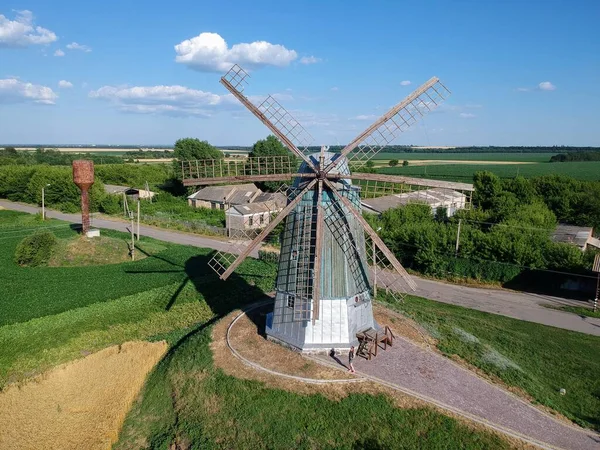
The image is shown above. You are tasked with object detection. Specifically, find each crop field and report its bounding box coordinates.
[372,152,553,162]
[377,160,600,181]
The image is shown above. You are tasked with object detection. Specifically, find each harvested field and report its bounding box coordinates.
[0,341,167,450]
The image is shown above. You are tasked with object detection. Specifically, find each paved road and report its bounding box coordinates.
[346,338,600,450]
[2,200,599,336]
[413,277,600,336]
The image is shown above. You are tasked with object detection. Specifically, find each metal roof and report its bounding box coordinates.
[361,188,467,214]
[187,183,259,203]
[229,193,287,215]
[551,225,593,249]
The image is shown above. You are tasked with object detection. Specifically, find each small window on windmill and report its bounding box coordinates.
[291,248,298,260]
[287,295,295,308]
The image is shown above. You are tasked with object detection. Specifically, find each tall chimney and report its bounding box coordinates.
[72,160,95,234]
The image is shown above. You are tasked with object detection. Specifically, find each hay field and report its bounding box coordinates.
[0,341,167,450]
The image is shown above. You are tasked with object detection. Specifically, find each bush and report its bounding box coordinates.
[14,231,58,267]
[258,250,280,263]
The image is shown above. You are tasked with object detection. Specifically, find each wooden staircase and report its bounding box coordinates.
[356,326,395,360]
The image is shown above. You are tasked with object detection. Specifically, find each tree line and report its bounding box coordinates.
[367,171,599,290]
[550,151,600,162]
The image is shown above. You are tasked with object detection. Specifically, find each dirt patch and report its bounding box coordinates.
[0,340,167,450]
[211,308,534,449]
[226,305,355,380]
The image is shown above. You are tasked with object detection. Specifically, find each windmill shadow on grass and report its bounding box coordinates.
[126,247,273,330]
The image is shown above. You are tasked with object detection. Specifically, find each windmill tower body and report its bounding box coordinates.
[191,65,452,354]
[266,153,376,351]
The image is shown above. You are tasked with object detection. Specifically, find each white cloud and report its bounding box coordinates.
[0,10,57,47]
[53,49,65,57]
[538,81,556,91]
[459,112,476,118]
[351,114,378,121]
[330,86,339,91]
[89,84,237,117]
[299,55,321,64]
[0,78,57,104]
[517,82,556,92]
[58,80,73,89]
[174,32,297,72]
[400,80,411,86]
[66,42,92,52]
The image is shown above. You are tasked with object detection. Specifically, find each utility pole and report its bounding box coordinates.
[373,242,377,298]
[41,183,50,220]
[123,192,126,217]
[593,254,600,312]
[129,211,135,261]
[137,200,140,241]
[455,219,462,256]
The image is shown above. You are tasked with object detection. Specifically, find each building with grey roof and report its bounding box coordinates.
[551,225,600,251]
[187,184,260,210]
[361,188,467,217]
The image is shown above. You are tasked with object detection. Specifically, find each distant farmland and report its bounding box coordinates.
[378,161,600,181]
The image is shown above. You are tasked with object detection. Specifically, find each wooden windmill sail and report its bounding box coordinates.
[182,64,461,350]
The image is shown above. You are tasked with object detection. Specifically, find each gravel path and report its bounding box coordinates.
[348,338,600,450]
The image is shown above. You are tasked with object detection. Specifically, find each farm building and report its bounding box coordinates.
[361,188,467,217]
[104,184,155,200]
[225,193,287,232]
[187,184,260,210]
[551,225,600,251]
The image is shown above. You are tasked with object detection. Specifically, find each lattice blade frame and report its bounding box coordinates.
[220,65,318,173]
[326,78,451,171]
[257,95,314,156]
[222,64,250,92]
[365,236,413,302]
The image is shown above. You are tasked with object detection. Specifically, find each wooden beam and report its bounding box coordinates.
[323,179,417,291]
[311,179,324,324]
[220,179,317,280]
[182,173,316,187]
[341,172,474,192]
[220,78,319,174]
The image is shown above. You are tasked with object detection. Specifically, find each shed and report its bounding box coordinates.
[551,225,597,251]
[104,184,155,200]
[187,184,260,210]
[226,193,287,231]
[361,188,467,217]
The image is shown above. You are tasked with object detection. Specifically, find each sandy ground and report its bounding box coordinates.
[0,341,167,450]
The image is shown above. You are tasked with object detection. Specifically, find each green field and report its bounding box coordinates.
[377,161,600,181]
[2,210,599,447]
[384,295,600,430]
[372,152,553,162]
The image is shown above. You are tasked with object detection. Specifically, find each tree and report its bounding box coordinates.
[402,160,409,166]
[249,135,295,191]
[473,171,502,210]
[173,138,223,161]
[250,135,291,159]
[388,159,399,167]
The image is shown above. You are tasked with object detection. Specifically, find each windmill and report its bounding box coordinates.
[181,64,460,351]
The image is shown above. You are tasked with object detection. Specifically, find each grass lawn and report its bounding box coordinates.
[114,325,511,450]
[377,161,600,181]
[552,305,600,319]
[0,210,276,386]
[381,295,600,430]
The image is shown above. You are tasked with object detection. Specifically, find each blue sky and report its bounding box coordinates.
[1,0,599,146]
